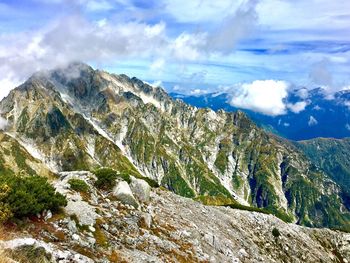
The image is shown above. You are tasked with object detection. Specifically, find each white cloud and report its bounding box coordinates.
[341,85,350,91]
[283,122,290,127]
[287,101,308,114]
[309,59,333,86]
[85,0,114,11]
[346,123,350,131]
[308,116,318,126]
[97,18,107,27]
[313,105,322,111]
[164,0,241,23]
[151,80,163,87]
[206,0,258,53]
[190,89,207,95]
[172,33,206,60]
[0,16,173,100]
[296,88,309,99]
[257,0,350,31]
[150,58,165,73]
[228,80,289,116]
[0,76,19,100]
[1,0,350,99]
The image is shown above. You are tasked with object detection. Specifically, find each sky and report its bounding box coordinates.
[0,0,349,116]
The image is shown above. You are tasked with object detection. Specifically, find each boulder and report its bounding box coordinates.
[130,178,151,203]
[64,194,100,226]
[113,181,139,208]
[67,219,78,233]
[138,212,152,229]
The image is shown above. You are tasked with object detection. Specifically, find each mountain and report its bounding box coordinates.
[298,138,350,200]
[171,88,350,140]
[1,62,350,230]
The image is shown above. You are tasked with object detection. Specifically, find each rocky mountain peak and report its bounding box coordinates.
[1,63,350,233]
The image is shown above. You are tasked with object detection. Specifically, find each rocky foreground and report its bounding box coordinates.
[0,171,350,263]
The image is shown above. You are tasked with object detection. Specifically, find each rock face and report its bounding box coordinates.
[1,62,350,230]
[1,172,350,263]
[113,181,139,208]
[55,171,100,226]
[299,137,350,193]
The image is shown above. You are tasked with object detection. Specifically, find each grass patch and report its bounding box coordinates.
[94,218,108,247]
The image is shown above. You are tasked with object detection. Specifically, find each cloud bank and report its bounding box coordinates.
[0,0,349,106]
[287,101,308,114]
[228,80,289,116]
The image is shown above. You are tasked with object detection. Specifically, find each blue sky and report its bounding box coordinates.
[0,0,349,115]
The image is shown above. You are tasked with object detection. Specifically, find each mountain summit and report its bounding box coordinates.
[1,63,350,230]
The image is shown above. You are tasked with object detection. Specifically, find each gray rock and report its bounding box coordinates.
[113,181,139,208]
[86,237,96,247]
[64,194,100,226]
[67,219,78,233]
[139,213,152,229]
[44,210,52,221]
[130,178,151,204]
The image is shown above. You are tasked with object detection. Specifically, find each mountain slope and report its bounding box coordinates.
[298,138,350,205]
[0,131,53,178]
[1,63,350,229]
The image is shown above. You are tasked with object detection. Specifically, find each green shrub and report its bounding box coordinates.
[68,178,89,193]
[272,227,280,238]
[0,174,67,219]
[0,184,12,223]
[140,176,159,188]
[93,167,158,190]
[93,168,120,190]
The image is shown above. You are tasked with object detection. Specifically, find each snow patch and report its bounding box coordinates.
[84,117,146,177]
[0,116,8,130]
[138,92,162,110]
[115,121,128,153]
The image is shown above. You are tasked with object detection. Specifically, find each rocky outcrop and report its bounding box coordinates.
[55,171,101,226]
[0,238,93,263]
[113,181,139,209]
[1,171,350,263]
[130,177,151,203]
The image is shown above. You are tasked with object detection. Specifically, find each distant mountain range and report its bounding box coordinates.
[170,88,350,141]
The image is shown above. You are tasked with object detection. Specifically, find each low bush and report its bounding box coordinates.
[272,227,280,238]
[93,168,119,189]
[68,178,89,193]
[0,174,67,220]
[140,176,159,188]
[93,167,159,190]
